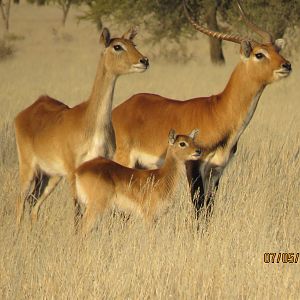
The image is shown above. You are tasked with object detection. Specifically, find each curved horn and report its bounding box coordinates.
[237,0,273,43]
[183,0,251,44]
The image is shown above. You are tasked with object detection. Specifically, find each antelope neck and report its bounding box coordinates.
[158,149,186,186]
[218,62,266,135]
[84,57,117,137]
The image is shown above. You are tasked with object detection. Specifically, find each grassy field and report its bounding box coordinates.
[0,3,299,299]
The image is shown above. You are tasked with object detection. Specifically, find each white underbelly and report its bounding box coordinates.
[113,193,143,217]
[36,157,67,177]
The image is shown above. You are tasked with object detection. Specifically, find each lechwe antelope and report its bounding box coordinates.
[14,27,149,226]
[112,1,292,215]
[75,129,201,234]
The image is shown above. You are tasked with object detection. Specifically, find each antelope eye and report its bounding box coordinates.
[255,53,264,59]
[179,142,186,147]
[113,45,123,51]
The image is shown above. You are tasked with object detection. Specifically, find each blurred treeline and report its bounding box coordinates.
[7,0,300,63]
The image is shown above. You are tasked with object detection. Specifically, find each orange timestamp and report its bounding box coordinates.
[264,253,299,263]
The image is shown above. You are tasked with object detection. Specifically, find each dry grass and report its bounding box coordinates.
[0,3,299,299]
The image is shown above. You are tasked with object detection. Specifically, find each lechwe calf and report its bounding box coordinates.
[75,129,202,234]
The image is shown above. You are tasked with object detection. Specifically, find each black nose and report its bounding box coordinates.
[140,57,149,67]
[195,149,202,155]
[282,62,292,71]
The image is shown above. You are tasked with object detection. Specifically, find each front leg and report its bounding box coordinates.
[67,173,82,232]
[186,142,238,218]
[202,163,224,215]
[185,160,205,218]
[186,160,223,218]
[201,142,238,214]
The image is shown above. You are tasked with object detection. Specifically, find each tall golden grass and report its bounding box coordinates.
[0,3,299,299]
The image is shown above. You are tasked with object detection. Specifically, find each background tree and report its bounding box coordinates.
[205,0,225,64]
[80,0,221,61]
[219,0,300,40]
[81,0,187,37]
[82,0,300,63]
[28,0,82,26]
[49,0,74,26]
[0,0,11,33]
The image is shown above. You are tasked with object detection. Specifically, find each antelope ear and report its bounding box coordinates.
[241,40,252,58]
[189,128,199,139]
[100,27,111,47]
[274,38,285,52]
[122,26,138,41]
[168,129,177,145]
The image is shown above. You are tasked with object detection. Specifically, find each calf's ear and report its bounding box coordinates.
[168,129,177,145]
[189,128,199,140]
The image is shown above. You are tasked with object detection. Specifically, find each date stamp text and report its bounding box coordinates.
[264,253,299,263]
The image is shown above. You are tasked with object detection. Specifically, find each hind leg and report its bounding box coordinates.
[67,173,83,231]
[31,175,62,224]
[16,163,35,226]
[81,193,111,236]
[81,205,100,236]
[27,174,49,208]
[81,201,108,235]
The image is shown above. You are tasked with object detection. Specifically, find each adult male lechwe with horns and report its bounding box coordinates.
[112,1,291,215]
[14,27,149,226]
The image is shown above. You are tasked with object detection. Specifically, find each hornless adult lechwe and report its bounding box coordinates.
[111,1,292,216]
[14,27,149,226]
[75,129,202,234]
